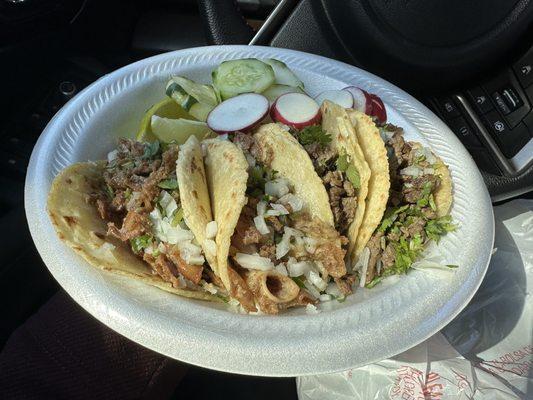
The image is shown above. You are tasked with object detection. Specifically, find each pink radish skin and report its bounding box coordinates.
[343,86,373,115]
[314,89,354,108]
[207,93,269,134]
[270,92,321,129]
[369,94,387,123]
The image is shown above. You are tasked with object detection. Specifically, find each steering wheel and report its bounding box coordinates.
[198,0,533,200]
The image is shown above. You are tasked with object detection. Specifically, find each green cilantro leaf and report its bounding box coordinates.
[297,125,332,147]
[158,178,178,189]
[346,164,361,189]
[142,140,160,159]
[130,234,152,254]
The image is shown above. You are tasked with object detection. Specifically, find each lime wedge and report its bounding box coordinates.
[150,115,216,144]
[136,98,192,141]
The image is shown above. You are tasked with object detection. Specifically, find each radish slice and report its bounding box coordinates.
[314,89,354,108]
[270,92,321,129]
[206,93,269,134]
[369,94,387,123]
[343,86,373,115]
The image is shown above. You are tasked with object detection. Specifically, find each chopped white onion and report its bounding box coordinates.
[159,190,177,218]
[205,221,218,239]
[274,263,288,276]
[253,215,270,235]
[306,270,327,291]
[234,253,274,271]
[325,282,343,298]
[256,200,267,216]
[265,178,290,198]
[276,230,291,259]
[358,247,371,287]
[107,149,118,163]
[415,146,437,164]
[203,239,217,257]
[284,227,304,237]
[376,259,382,275]
[178,241,205,265]
[201,280,219,294]
[319,294,333,302]
[400,165,423,177]
[303,280,320,298]
[287,260,314,277]
[266,203,290,216]
[305,304,320,314]
[278,193,303,212]
[423,167,435,175]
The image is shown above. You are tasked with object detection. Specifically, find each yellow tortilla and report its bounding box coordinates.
[176,135,216,268]
[47,162,218,302]
[203,139,249,291]
[321,101,371,258]
[346,109,390,260]
[410,143,453,217]
[254,123,334,225]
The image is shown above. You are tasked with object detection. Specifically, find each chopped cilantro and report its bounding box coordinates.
[247,164,267,196]
[366,276,383,288]
[446,264,459,269]
[105,184,114,199]
[291,276,306,289]
[336,154,349,172]
[171,208,184,227]
[130,234,152,254]
[158,178,178,189]
[428,194,437,211]
[124,188,132,201]
[142,140,160,159]
[297,125,332,147]
[425,215,456,242]
[346,164,361,189]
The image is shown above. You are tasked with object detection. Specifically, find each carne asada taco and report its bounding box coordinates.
[47,135,224,301]
[204,129,353,314]
[255,110,371,265]
[347,110,455,287]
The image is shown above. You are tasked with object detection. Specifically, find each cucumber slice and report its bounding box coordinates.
[166,76,218,106]
[166,82,198,111]
[189,102,214,122]
[212,58,275,100]
[262,84,305,103]
[150,115,213,144]
[263,59,304,89]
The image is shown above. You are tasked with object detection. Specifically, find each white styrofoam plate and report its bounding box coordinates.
[25,45,493,376]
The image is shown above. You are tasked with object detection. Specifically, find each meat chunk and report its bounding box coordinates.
[322,170,357,234]
[167,248,203,284]
[258,243,276,261]
[334,275,358,296]
[107,211,151,242]
[402,216,426,239]
[143,253,182,288]
[227,265,257,312]
[402,175,438,204]
[231,204,263,251]
[232,132,255,152]
[364,231,383,284]
[314,243,346,278]
[292,213,343,242]
[265,216,283,232]
[381,243,396,269]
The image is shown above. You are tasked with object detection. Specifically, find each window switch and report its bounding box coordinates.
[466,87,493,114]
[436,97,460,119]
[447,117,482,147]
[491,92,511,115]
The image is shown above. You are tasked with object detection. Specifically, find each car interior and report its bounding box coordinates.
[1,0,532,398]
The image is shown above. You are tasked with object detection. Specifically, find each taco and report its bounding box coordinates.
[204,129,353,314]
[47,135,224,301]
[256,101,372,265]
[347,110,455,287]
